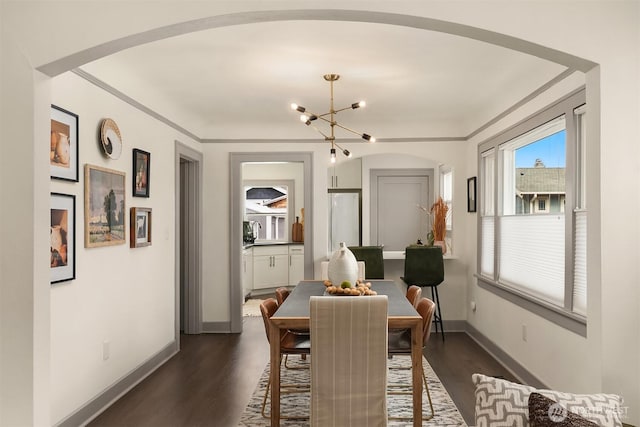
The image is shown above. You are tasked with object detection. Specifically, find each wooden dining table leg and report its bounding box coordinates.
[269,323,282,427]
[411,320,423,427]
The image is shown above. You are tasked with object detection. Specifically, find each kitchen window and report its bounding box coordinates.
[477,89,587,334]
[244,181,293,242]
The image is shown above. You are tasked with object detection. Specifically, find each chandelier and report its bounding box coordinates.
[290,74,376,163]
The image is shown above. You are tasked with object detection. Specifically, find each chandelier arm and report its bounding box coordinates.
[333,141,346,151]
[307,123,331,140]
[300,109,323,120]
[333,141,352,158]
[333,122,366,137]
[333,105,357,114]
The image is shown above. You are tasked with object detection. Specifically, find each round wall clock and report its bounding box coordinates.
[100,118,122,160]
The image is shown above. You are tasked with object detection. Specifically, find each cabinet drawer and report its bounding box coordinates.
[288,245,304,255]
[252,245,288,256]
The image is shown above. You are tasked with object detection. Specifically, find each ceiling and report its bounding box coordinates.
[80,19,569,142]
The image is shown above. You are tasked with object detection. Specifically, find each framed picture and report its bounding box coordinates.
[84,164,126,247]
[467,176,477,213]
[130,207,152,248]
[50,105,79,182]
[51,193,76,283]
[132,149,150,197]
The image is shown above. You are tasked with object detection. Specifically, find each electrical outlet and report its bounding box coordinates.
[522,324,527,342]
[103,341,110,361]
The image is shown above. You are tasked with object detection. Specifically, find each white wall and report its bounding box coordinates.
[49,72,201,424]
[1,2,638,425]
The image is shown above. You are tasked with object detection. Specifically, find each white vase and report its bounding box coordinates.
[328,242,359,286]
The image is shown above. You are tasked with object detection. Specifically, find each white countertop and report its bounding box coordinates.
[383,250,457,260]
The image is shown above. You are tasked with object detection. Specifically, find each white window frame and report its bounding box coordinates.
[476,88,587,336]
[440,166,453,254]
[244,180,295,243]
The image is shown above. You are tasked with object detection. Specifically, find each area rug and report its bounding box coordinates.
[243,298,264,317]
[238,355,467,426]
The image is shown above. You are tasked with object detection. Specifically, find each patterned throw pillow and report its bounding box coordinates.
[529,392,598,427]
[472,373,623,427]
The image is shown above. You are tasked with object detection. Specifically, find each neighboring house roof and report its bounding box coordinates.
[266,195,287,208]
[246,187,285,200]
[516,167,565,193]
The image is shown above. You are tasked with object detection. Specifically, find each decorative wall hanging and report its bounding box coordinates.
[100,118,122,160]
[130,207,152,248]
[51,192,76,283]
[50,105,79,182]
[132,148,150,197]
[467,177,477,213]
[84,164,126,247]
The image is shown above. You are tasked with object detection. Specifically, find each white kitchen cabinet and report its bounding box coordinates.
[253,245,289,290]
[242,247,253,297]
[288,245,305,286]
[327,157,362,189]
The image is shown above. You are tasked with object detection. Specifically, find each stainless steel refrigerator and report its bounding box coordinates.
[328,189,362,254]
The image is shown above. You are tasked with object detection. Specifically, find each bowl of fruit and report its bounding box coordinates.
[323,279,378,296]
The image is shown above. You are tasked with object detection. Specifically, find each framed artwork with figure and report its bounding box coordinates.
[130,207,152,248]
[84,164,126,248]
[51,192,76,283]
[50,105,79,182]
[133,149,150,197]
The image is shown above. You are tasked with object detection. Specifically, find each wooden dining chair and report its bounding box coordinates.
[387,297,437,421]
[275,287,290,305]
[259,298,310,420]
[405,285,422,308]
[275,286,309,366]
[310,295,389,427]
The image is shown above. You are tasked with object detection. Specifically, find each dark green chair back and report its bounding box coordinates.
[348,246,385,279]
[402,246,444,287]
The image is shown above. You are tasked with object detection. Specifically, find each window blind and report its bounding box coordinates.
[481,216,494,277]
[499,215,565,305]
[572,210,587,315]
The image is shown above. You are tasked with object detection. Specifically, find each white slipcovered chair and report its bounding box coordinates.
[309,295,388,427]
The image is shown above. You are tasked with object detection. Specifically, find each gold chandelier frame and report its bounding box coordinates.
[291,74,375,162]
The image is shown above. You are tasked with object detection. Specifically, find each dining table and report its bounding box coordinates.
[268,280,423,426]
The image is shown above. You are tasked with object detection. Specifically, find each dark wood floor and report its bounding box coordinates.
[89,317,517,426]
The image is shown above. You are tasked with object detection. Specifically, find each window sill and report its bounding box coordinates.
[475,274,586,337]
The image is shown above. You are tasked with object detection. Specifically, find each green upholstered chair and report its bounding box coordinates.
[348,245,385,279]
[401,245,445,340]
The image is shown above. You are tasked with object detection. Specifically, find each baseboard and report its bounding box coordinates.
[440,319,468,332]
[201,321,232,333]
[55,340,178,427]
[464,322,547,389]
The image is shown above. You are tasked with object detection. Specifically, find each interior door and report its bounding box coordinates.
[372,175,430,251]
